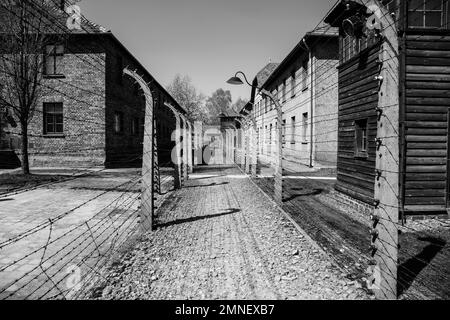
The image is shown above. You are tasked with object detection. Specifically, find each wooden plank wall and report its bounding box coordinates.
[335,43,381,204]
[403,32,450,215]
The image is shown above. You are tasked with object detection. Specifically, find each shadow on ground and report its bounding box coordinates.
[155,208,241,229]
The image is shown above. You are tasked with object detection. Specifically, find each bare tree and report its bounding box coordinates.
[205,88,233,124]
[0,0,57,174]
[167,74,208,123]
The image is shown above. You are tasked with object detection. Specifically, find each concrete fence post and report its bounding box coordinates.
[366,0,400,300]
[261,89,283,204]
[123,68,154,232]
[165,103,183,189]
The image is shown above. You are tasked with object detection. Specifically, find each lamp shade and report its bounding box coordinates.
[342,15,364,38]
[226,76,244,85]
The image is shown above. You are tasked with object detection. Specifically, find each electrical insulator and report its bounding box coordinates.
[374,75,384,81]
[375,107,383,120]
[375,138,382,150]
[375,170,382,181]
[373,199,380,208]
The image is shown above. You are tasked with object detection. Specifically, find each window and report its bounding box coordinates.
[282,119,286,144]
[291,71,297,98]
[114,112,123,133]
[291,116,296,144]
[302,113,309,143]
[264,125,268,153]
[265,98,269,113]
[43,102,63,135]
[282,81,286,103]
[408,0,448,28]
[301,60,308,91]
[131,118,139,135]
[355,119,368,157]
[269,123,273,153]
[45,45,64,76]
[340,32,380,64]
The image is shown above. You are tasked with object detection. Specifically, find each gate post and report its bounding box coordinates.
[123,68,154,232]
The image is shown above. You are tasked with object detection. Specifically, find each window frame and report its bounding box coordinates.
[302,112,309,144]
[43,102,64,136]
[355,119,369,158]
[44,44,64,77]
[301,60,309,91]
[131,117,139,135]
[407,0,448,29]
[114,112,124,134]
[291,71,297,98]
[291,116,296,145]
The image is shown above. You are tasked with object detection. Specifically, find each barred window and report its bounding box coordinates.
[340,33,379,64]
[131,118,139,135]
[114,112,124,133]
[43,103,63,135]
[291,71,296,98]
[301,60,308,90]
[355,119,368,157]
[45,45,64,76]
[408,0,449,29]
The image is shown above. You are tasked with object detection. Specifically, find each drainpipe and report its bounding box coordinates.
[302,38,314,168]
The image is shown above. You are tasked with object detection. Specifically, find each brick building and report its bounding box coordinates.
[0,0,185,169]
[242,27,339,170]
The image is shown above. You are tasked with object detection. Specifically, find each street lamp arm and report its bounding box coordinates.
[234,71,259,89]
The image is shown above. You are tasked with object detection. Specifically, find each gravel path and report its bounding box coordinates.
[89,165,370,300]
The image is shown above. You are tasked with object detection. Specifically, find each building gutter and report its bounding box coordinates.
[302,39,314,168]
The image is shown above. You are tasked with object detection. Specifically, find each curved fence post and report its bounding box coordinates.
[164,103,183,189]
[123,68,154,232]
[180,115,189,181]
[357,0,400,300]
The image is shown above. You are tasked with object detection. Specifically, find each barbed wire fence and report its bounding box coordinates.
[229,0,450,300]
[0,0,195,300]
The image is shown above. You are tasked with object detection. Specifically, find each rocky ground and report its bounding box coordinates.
[399,218,450,300]
[85,165,371,300]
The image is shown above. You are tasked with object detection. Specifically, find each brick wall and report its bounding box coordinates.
[5,39,107,167]
[104,38,145,168]
[1,33,185,169]
[313,41,339,167]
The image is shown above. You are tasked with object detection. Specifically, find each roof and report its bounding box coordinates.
[103,32,186,114]
[0,0,186,114]
[261,26,339,90]
[239,101,253,115]
[219,109,241,118]
[324,0,366,27]
[255,62,280,87]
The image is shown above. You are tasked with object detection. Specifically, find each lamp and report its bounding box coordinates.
[342,15,365,38]
[226,76,244,85]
